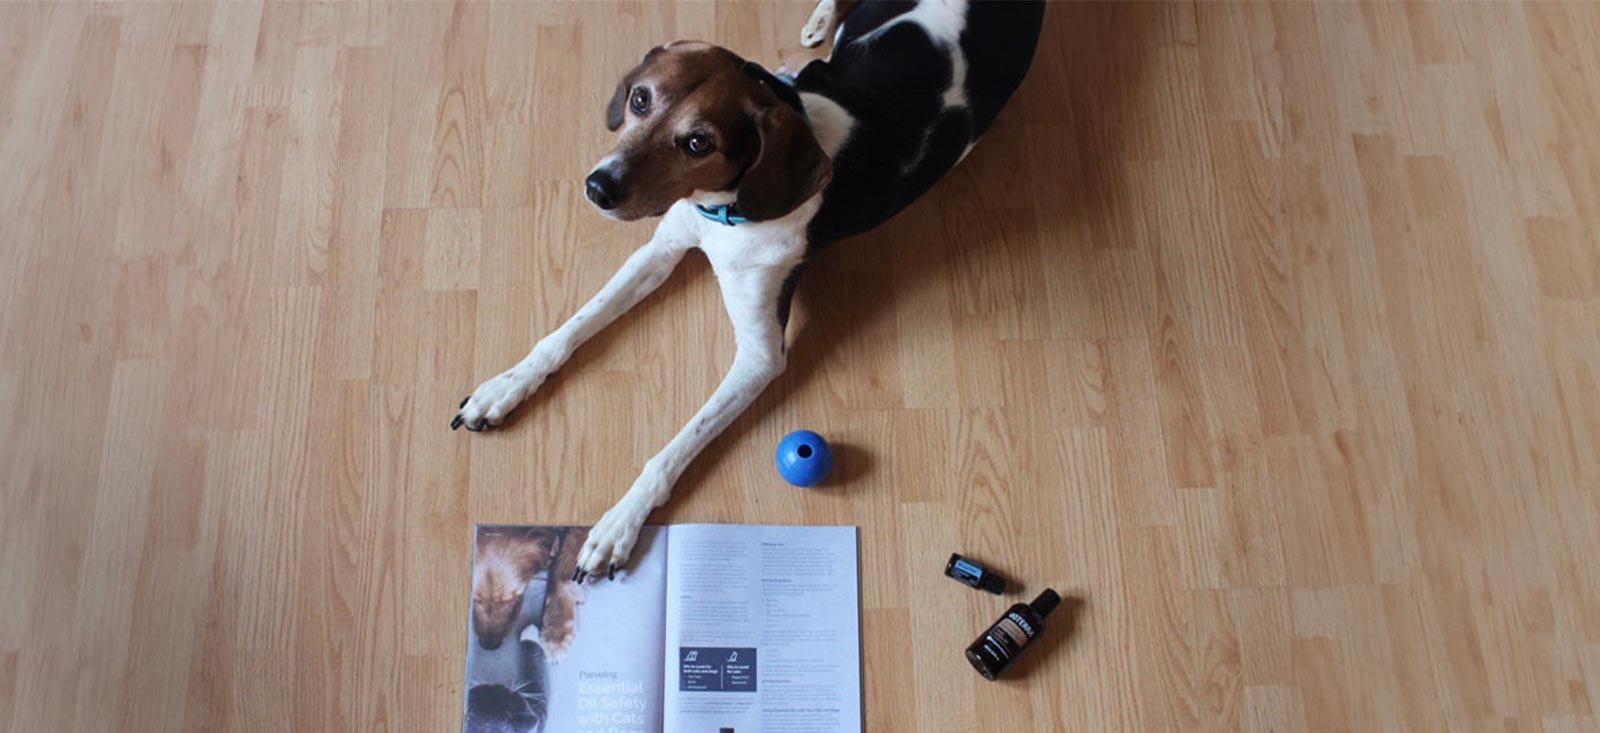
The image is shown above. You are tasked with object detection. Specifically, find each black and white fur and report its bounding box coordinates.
[457,0,1045,578]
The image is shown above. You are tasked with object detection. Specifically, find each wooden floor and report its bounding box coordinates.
[3,1,1600,730]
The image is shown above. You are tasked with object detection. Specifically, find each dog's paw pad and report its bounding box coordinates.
[800,24,829,48]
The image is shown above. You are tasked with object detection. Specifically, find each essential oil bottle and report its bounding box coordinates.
[945,553,1008,594]
[966,589,1061,680]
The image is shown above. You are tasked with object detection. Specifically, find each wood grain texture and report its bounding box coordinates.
[3,1,1599,730]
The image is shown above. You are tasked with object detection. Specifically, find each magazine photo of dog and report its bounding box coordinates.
[464,525,672,733]
[465,526,585,732]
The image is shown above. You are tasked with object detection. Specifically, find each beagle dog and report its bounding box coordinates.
[453,0,1045,579]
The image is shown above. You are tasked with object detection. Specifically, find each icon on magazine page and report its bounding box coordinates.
[678,647,758,692]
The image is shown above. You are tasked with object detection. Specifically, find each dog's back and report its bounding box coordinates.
[794,0,1045,245]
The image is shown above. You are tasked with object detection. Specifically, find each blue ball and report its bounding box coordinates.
[775,430,833,487]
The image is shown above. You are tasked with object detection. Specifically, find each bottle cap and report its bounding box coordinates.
[1030,589,1061,617]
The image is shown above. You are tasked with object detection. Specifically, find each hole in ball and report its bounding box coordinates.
[798,445,813,459]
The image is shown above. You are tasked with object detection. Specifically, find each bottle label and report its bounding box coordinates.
[982,613,1035,663]
[1006,611,1036,637]
[997,616,1034,647]
[951,558,984,585]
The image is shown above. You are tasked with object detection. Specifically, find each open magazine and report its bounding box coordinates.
[463,524,861,733]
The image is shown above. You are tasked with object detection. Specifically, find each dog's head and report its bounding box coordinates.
[471,527,561,650]
[585,42,832,223]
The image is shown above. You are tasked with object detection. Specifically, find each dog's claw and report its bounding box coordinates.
[608,564,615,581]
[450,415,464,430]
[459,396,469,409]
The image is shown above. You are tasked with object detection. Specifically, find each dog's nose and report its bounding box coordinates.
[584,171,622,210]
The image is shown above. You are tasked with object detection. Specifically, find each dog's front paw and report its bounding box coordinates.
[574,500,652,581]
[451,365,549,432]
[532,621,574,662]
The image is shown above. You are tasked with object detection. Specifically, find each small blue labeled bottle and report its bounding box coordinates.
[945,553,1007,594]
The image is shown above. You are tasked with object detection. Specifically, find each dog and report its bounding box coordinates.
[470,526,585,655]
[453,0,1045,579]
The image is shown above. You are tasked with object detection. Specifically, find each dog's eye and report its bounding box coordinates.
[684,133,715,157]
[629,87,650,114]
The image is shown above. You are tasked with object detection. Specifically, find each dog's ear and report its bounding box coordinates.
[507,528,560,580]
[605,77,630,131]
[735,105,832,222]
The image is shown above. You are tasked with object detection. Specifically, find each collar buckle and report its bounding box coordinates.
[694,203,748,226]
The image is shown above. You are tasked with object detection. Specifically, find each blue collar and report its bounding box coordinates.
[694,203,750,226]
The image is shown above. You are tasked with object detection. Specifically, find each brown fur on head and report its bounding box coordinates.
[471,527,560,650]
[584,41,832,223]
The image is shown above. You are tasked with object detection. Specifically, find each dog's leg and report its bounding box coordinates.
[801,0,857,48]
[453,220,694,431]
[575,265,791,576]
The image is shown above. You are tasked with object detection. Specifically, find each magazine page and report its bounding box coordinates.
[662,525,861,733]
[464,525,669,733]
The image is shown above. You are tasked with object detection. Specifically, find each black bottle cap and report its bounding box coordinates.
[1030,589,1061,617]
[979,573,1007,595]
